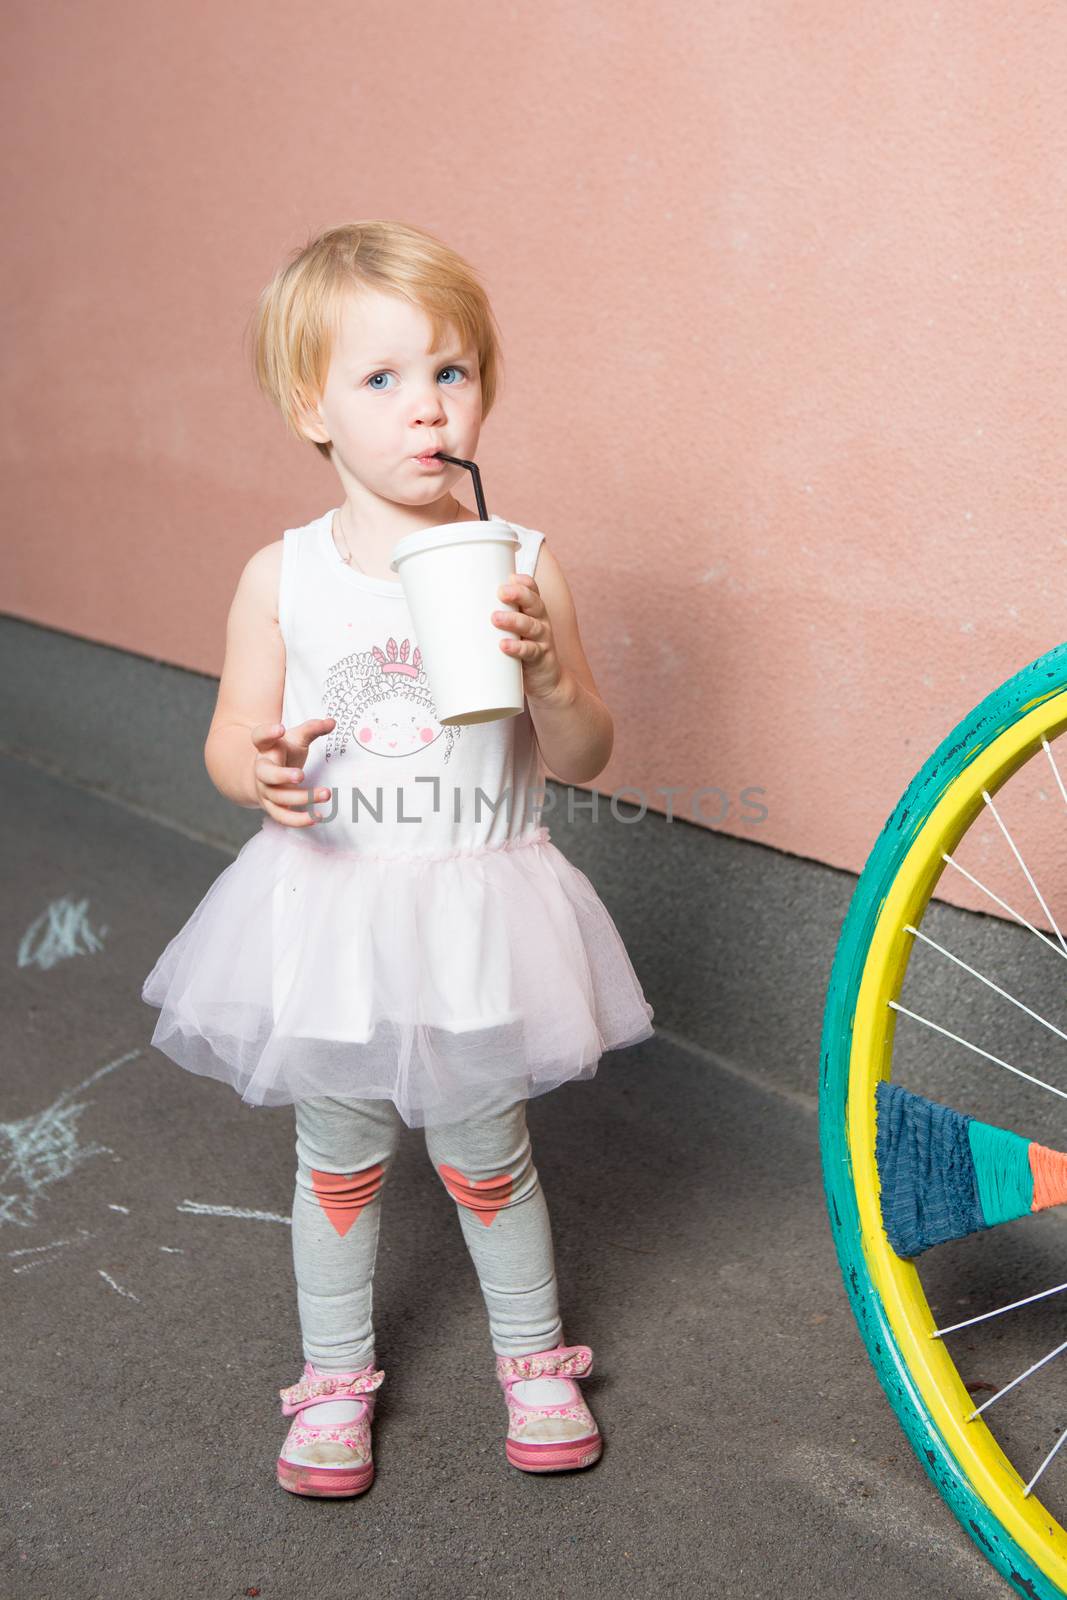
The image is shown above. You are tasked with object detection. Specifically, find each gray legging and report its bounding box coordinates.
[290,1089,565,1372]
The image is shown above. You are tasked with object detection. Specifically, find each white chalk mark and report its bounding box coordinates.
[7,1235,83,1258]
[159,1246,185,1254]
[0,1049,140,1228]
[17,897,108,970]
[8,1229,97,1273]
[9,1229,100,1273]
[98,1269,140,1302]
[177,1201,292,1226]
[108,1204,130,1213]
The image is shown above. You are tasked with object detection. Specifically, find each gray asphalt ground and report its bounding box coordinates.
[0,750,1025,1599]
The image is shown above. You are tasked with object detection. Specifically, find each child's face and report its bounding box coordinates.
[304,287,483,507]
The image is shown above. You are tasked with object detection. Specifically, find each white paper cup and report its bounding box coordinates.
[389,515,524,726]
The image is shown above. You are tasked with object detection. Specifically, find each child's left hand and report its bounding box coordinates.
[491,574,567,705]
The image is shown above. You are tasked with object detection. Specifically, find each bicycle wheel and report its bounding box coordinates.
[821,638,1067,1597]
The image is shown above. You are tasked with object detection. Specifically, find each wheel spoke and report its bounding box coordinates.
[904,923,1067,1050]
[887,1000,1067,1101]
[967,1333,1067,1420]
[1041,735,1067,806]
[1023,1423,1067,1498]
[981,787,1067,955]
[933,1279,1067,1338]
[941,851,1067,963]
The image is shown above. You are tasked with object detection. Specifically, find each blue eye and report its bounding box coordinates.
[365,366,470,390]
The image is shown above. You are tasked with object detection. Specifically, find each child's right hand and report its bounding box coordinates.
[250,718,337,826]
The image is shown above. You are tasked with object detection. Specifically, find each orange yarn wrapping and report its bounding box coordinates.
[1028,1143,1067,1213]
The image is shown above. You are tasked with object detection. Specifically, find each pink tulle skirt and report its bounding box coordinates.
[141,819,655,1127]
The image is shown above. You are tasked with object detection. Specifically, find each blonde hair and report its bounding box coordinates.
[246,220,504,463]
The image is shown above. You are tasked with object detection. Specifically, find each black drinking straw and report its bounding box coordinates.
[435,453,488,520]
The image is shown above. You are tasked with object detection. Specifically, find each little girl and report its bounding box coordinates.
[141,219,655,1499]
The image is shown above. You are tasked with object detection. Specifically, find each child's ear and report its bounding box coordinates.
[292,390,329,445]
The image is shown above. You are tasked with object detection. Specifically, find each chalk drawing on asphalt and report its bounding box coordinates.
[17,897,108,970]
[0,1049,138,1228]
[98,1269,140,1302]
[176,1201,292,1226]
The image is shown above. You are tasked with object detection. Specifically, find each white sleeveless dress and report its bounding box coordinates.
[141,506,655,1126]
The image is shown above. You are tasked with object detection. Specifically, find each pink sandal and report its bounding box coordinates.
[276,1359,384,1498]
[494,1341,603,1473]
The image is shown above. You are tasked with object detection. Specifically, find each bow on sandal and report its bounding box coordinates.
[276,1359,385,1498]
[494,1341,603,1473]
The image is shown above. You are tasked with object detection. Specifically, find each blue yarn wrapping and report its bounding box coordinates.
[873,1080,986,1256]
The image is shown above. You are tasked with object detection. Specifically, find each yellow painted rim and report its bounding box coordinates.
[850,688,1067,1583]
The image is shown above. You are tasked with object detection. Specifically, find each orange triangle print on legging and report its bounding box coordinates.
[437,1163,513,1227]
[310,1164,385,1238]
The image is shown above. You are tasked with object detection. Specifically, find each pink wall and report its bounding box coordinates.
[5,2,1067,918]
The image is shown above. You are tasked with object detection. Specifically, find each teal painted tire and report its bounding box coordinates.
[820,638,1067,1597]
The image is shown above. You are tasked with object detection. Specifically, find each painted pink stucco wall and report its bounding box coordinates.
[5,3,1067,920]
